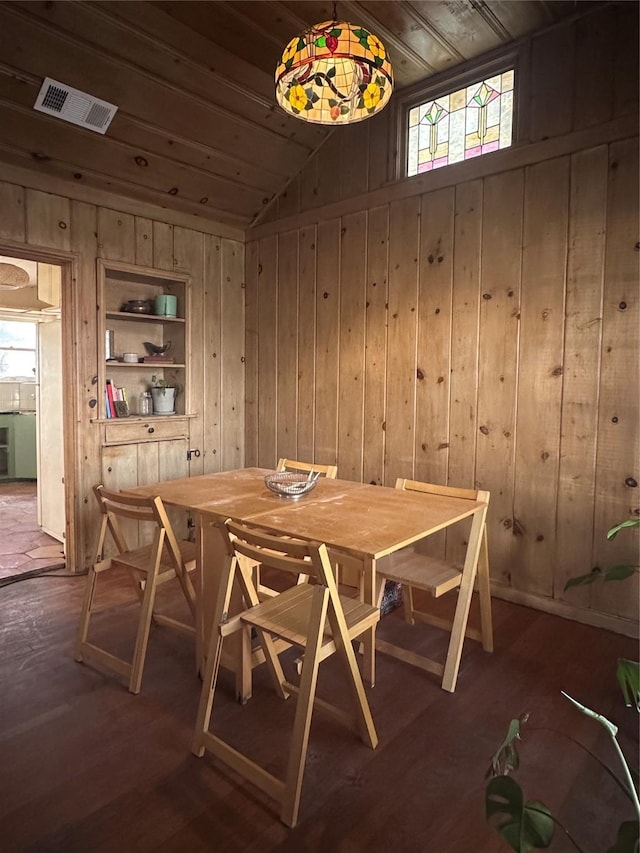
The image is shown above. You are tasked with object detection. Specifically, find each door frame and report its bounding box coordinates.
[0,240,78,572]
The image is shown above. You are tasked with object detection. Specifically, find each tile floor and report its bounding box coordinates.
[0,481,65,579]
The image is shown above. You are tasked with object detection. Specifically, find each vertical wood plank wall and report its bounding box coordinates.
[246,6,639,634]
[0,188,245,570]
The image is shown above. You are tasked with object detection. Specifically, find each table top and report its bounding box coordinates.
[132,468,484,562]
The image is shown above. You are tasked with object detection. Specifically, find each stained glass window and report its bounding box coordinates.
[406,69,514,176]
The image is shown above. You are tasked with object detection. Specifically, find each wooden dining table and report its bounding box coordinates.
[131,467,487,690]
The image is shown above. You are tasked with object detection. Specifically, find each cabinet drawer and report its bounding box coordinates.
[103,417,189,445]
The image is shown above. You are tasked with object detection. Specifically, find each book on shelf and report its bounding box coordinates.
[105,380,129,417]
[142,355,175,364]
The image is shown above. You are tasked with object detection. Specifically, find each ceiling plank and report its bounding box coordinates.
[408,1,509,55]
[150,0,285,77]
[361,1,466,64]
[0,99,270,220]
[0,4,315,168]
[0,64,288,193]
[75,0,328,150]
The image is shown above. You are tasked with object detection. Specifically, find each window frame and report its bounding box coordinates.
[392,46,524,183]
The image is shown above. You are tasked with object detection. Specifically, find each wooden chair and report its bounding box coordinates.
[375,479,492,693]
[192,518,379,828]
[254,458,339,597]
[75,484,197,694]
[276,458,338,479]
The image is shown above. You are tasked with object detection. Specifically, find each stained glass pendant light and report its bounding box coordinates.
[275,11,393,125]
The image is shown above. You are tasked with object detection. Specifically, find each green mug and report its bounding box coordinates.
[154,294,177,317]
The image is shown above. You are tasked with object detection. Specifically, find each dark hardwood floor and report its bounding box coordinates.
[1,571,637,852]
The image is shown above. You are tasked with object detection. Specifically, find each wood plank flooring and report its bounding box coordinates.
[0,572,637,852]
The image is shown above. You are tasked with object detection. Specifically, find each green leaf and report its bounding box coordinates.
[327,65,336,79]
[486,776,555,852]
[606,819,640,853]
[607,519,640,540]
[616,658,640,712]
[489,717,526,777]
[564,569,601,590]
[605,564,637,581]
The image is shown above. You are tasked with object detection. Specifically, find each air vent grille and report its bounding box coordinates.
[34,77,117,134]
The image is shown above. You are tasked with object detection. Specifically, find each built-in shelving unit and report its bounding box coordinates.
[97,259,191,422]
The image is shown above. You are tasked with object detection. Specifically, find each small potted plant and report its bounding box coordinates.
[149,375,180,415]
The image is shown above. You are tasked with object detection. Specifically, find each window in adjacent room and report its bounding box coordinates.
[0,320,37,380]
[404,67,515,177]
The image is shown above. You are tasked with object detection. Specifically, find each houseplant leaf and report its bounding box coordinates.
[564,568,601,590]
[606,819,640,853]
[616,659,640,712]
[486,776,554,851]
[607,519,640,540]
[605,565,637,582]
[488,716,527,777]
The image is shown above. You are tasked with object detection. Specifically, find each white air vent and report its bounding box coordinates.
[34,77,118,134]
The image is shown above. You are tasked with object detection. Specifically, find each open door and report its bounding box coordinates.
[37,317,65,545]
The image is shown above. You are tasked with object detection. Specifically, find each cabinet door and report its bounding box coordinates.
[0,416,13,478]
[101,438,190,545]
[14,414,37,479]
[101,443,140,550]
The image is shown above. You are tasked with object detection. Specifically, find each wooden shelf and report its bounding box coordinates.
[105,362,186,368]
[105,311,186,323]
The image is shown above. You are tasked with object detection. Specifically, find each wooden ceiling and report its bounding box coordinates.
[0,1,589,231]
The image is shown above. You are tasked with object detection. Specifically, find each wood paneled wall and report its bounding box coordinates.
[0,178,245,571]
[245,6,639,635]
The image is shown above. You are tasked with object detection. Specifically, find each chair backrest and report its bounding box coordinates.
[395,478,489,506]
[93,484,185,571]
[277,458,338,479]
[225,518,335,589]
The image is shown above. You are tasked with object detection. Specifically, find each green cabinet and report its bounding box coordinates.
[14,413,37,478]
[0,413,37,479]
[0,421,9,478]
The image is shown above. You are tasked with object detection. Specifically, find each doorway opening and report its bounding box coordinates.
[0,253,67,580]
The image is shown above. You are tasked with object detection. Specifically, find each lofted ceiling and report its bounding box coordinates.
[0,0,589,231]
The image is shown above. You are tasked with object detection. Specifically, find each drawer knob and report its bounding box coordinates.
[148,427,155,434]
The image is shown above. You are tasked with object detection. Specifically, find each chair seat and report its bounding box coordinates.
[385,551,462,598]
[111,540,197,576]
[244,583,380,649]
